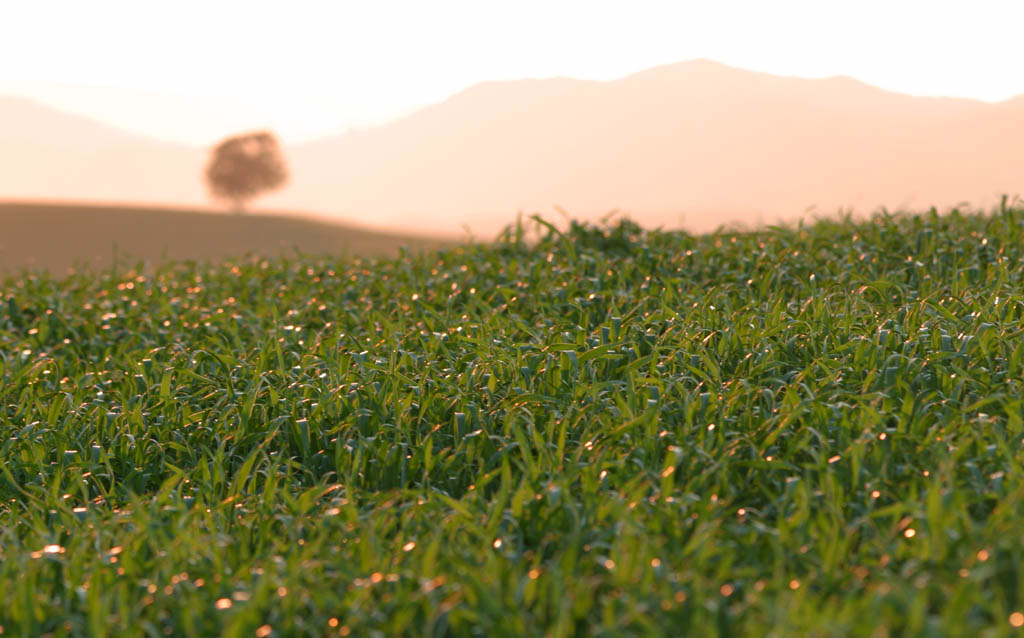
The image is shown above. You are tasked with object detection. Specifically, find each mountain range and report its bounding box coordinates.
[3,59,1023,236]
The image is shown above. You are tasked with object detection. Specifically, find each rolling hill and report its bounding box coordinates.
[3,60,1023,236]
[0,202,456,274]
[0,96,206,205]
[272,59,1024,234]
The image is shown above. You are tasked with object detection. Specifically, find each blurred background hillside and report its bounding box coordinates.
[1,1,1022,271]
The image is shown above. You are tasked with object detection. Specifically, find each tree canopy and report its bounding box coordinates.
[205,131,288,211]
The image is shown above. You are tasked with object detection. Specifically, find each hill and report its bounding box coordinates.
[0,97,208,205]
[3,60,1023,235]
[273,59,1024,234]
[0,202,457,274]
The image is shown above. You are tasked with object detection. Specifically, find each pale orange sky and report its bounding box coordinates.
[2,0,1023,145]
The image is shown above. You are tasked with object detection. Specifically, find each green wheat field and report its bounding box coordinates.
[3,204,1024,637]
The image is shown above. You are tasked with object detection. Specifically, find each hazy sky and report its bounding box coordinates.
[3,0,1023,144]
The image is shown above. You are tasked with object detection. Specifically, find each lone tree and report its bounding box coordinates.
[205,130,288,212]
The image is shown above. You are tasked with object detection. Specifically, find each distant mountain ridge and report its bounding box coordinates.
[0,96,206,205]
[3,60,1022,235]
[0,96,144,146]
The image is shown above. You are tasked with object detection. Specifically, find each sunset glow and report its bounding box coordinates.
[3,0,1023,144]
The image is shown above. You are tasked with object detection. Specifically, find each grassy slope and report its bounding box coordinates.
[0,202,458,274]
[2,206,1024,636]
